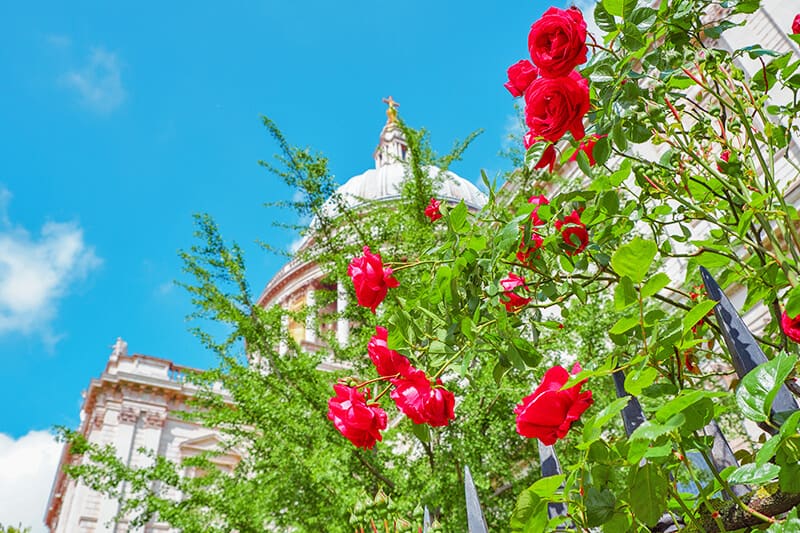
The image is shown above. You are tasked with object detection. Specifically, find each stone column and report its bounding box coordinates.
[337,281,349,345]
[305,287,317,344]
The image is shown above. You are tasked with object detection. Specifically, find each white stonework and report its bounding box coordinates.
[45,345,235,533]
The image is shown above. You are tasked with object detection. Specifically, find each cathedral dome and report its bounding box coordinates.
[332,162,487,212]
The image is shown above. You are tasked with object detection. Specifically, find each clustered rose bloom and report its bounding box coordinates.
[424,197,443,221]
[781,311,800,343]
[528,6,588,79]
[368,326,411,377]
[327,384,388,450]
[348,246,399,313]
[555,209,589,255]
[500,272,532,312]
[793,14,800,34]
[390,369,456,427]
[328,325,456,448]
[514,363,593,445]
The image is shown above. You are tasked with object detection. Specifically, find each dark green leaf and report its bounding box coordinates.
[628,464,669,527]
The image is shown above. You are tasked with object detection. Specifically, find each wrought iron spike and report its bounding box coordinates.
[700,266,799,431]
[464,465,489,533]
[612,369,647,436]
[537,441,568,520]
[423,506,431,533]
[703,420,749,499]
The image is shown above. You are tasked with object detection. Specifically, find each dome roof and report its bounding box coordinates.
[333,162,487,211]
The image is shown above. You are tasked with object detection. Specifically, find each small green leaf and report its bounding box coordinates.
[727,462,780,485]
[611,236,657,284]
[583,397,630,444]
[524,141,547,172]
[785,286,800,319]
[528,474,566,497]
[624,367,658,396]
[628,464,669,527]
[736,353,797,423]
[614,276,638,310]
[585,487,616,527]
[641,273,670,299]
[610,315,639,334]
[682,300,717,334]
[448,201,468,233]
[629,414,685,441]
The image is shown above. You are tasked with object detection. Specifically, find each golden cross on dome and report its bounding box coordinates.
[382,95,400,123]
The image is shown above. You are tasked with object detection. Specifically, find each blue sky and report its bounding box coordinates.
[0,0,569,527]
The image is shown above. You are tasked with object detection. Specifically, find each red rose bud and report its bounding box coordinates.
[569,134,607,167]
[524,70,590,143]
[499,272,532,312]
[516,232,544,265]
[368,326,411,377]
[347,246,400,313]
[514,364,593,445]
[327,384,388,449]
[390,369,455,426]
[528,6,588,79]
[504,59,538,97]
[424,197,443,222]
[554,209,589,256]
[781,311,800,343]
[716,150,731,172]
[793,14,800,34]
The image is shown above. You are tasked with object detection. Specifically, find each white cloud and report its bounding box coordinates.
[61,47,126,114]
[0,187,101,342]
[0,430,62,533]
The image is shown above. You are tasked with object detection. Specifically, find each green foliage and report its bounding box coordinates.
[58,0,800,530]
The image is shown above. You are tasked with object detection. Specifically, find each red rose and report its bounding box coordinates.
[368,326,411,377]
[517,233,544,265]
[328,384,388,449]
[425,382,456,427]
[390,368,431,424]
[793,14,800,34]
[569,135,607,166]
[716,150,730,173]
[348,246,400,313]
[499,272,532,312]
[555,209,589,255]
[528,6,588,79]
[781,311,800,343]
[424,197,443,221]
[524,70,590,142]
[527,194,550,226]
[514,363,593,445]
[504,59,539,97]
[390,369,455,426]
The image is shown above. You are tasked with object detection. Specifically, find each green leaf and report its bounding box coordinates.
[594,1,617,33]
[592,135,611,166]
[628,464,668,527]
[727,462,780,485]
[528,474,566,497]
[624,367,658,397]
[655,390,726,423]
[640,273,670,299]
[609,315,639,334]
[779,463,800,493]
[629,414,684,441]
[585,487,616,527]
[524,141,547,172]
[736,353,797,423]
[611,236,657,284]
[583,397,630,444]
[682,300,717,335]
[766,508,800,532]
[614,276,638,310]
[448,201,468,233]
[785,286,800,319]
[603,0,634,18]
